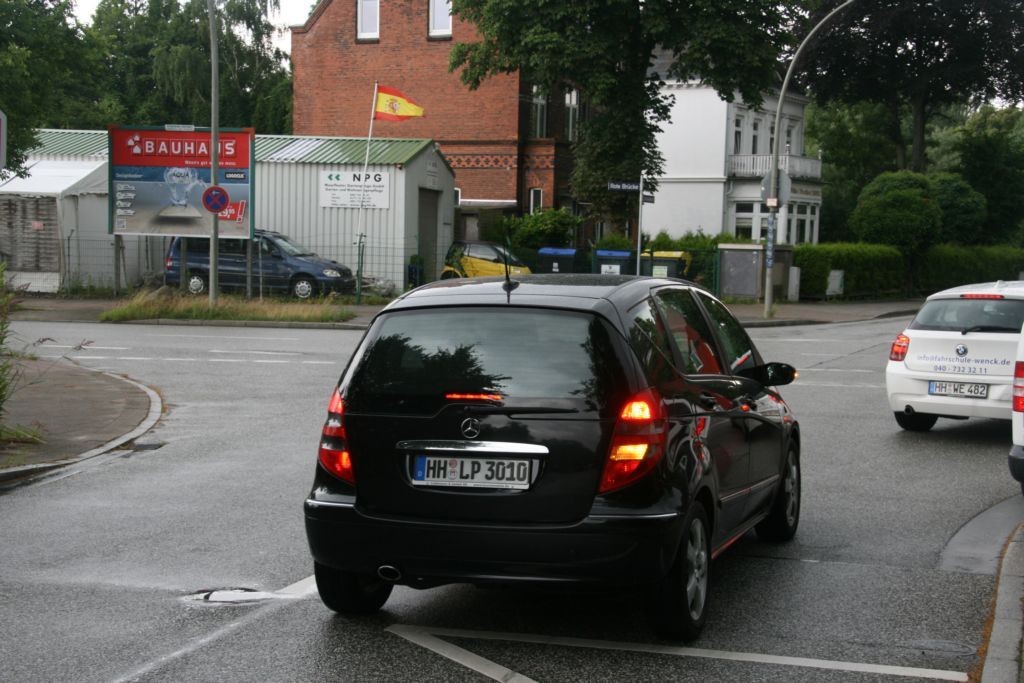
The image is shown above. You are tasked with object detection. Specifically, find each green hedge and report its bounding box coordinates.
[917,244,1024,293]
[794,243,905,299]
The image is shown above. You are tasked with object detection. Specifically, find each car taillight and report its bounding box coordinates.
[960,293,1004,300]
[165,256,173,270]
[599,388,667,494]
[318,388,354,484]
[889,333,910,362]
[1014,362,1024,413]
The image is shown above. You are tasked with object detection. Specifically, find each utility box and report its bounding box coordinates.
[536,247,576,274]
[594,249,635,275]
[827,269,845,297]
[788,266,801,302]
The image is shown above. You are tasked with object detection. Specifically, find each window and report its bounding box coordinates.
[530,86,547,138]
[734,218,752,240]
[785,125,794,154]
[626,299,677,385]
[429,0,451,37]
[358,0,379,39]
[695,292,760,374]
[453,188,461,206]
[733,117,742,154]
[751,120,760,155]
[655,290,723,375]
[529,188,543,214]
[565,89,580,142]
[769,117,775,155]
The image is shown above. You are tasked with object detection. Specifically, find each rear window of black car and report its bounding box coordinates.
[344,307,629,415]
[909,298,1024,333]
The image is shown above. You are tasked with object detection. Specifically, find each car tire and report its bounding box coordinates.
[186,272,207,296]
[894,411,938,432]
[651,503,710,641]
[755,446,800,542]
[313,562,393,615]
[291,276,317,300]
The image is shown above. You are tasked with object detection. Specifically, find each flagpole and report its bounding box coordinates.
[355,80,379,303]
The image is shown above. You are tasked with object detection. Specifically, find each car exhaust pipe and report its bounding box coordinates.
[905,406,915,415]
[377,565,402,582]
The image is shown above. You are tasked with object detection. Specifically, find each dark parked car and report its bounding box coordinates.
[305,274,801,640]
[164,230,355,299]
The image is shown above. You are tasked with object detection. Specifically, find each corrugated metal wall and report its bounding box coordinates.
[0,196,61,272]
[255,161,408,288]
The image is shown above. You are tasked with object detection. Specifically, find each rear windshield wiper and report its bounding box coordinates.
[960,325,1021,335]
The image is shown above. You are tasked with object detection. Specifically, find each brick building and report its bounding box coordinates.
[291,0,580,239]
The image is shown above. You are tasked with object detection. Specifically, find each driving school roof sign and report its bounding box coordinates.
[108,125,255,238]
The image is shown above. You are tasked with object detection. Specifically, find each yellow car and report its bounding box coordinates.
[440,240,532,279]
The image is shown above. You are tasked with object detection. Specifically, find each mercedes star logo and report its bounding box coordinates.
[955,344,968,357]
[460,417,481,439]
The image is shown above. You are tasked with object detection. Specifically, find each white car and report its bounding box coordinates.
[885,281,1024,432]
[1010,324,1024,494]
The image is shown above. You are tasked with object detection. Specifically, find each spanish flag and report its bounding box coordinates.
[374,86,424,121]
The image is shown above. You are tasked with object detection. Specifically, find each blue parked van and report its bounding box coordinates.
[164,230,356,299]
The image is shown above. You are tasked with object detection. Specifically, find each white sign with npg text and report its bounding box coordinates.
[320,170,391,209]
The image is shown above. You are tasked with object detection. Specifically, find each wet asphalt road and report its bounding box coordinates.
[0,317,1019,682]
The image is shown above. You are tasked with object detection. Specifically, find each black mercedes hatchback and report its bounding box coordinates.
[305,274,801,640]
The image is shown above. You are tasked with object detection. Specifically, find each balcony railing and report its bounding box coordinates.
[728,154,822,180]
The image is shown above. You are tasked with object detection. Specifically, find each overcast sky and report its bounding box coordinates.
[71,1,312,54]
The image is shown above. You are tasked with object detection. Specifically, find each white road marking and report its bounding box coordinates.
[209,349,301,356]
[118,357,153,361]
[388,625,538,683]
[39,344,128,350]
[302,361,336,365]
[791,382,884,389]
[391,625,968,681]
[253,360,290,364]
[276,575,318,597]
[800,368,877,373]
[69,355,109,360]
[148,333,301,341]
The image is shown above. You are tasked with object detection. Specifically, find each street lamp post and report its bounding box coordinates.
[764,0,857,318]
[208,0,220,305]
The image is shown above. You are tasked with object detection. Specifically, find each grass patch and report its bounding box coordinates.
[0,424,43,444]
[100,292,358,323]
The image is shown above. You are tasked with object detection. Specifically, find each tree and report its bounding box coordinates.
[448,0,798,223]
[850,171,942,261]
[805,101,898,241]
[0,0,101,175]
[799,0,1024,172]
[954,106,1024,244]
[927,172,986,245]
[506,208,581,249]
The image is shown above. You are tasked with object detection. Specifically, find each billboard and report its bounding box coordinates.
[108,126,255,238]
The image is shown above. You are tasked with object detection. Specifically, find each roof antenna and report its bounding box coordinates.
[501,220,519,302]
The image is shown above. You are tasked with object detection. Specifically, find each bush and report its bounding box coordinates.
[505,208,580,249]
[594,233,634,251]
[918,244,1024,293]
[850,186,941,256]
[794,243,905,299]
[927,172,987,245]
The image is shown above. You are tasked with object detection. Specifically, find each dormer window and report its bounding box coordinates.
[358,0,379,39]
[429,0,451,37]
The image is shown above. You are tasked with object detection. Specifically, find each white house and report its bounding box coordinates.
[646,77,824,245]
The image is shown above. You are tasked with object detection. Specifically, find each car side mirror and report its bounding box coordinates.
[740,362,797,387]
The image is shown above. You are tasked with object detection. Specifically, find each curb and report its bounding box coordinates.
[981,523,1024,682]
[0,370,163,487]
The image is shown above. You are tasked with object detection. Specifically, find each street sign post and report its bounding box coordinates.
[607,180,641,192]
[0,109,6,170]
